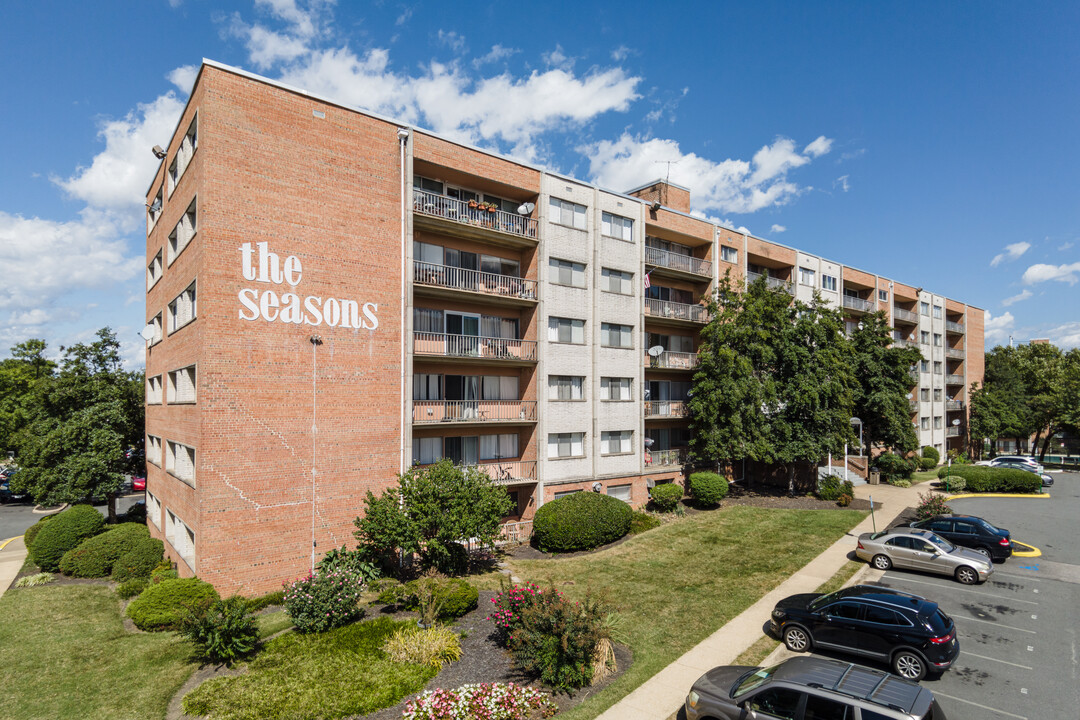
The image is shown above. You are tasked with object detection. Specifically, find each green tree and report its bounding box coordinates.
[0,339,57,456]
[848,313,922,455]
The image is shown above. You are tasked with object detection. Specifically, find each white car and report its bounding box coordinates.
[976,455,1044,474]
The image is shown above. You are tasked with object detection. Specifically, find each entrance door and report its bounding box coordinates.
[444,436,479,466]
[445,375,479,420]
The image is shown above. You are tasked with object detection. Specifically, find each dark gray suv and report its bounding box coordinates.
[686,656,946,720]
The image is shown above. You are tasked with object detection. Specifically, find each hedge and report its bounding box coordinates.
[29,505,105,572]
[649,483,683,512]
[396,577,479,619]
[111,538,166,582]
[532,492,632,552]
[23,514,55,551]
[126,578,220,631]
[688,472,728,506]
[59,523,150,577]
[934,465,1042,493]
[921,446,941,464]
[817,476,854,502]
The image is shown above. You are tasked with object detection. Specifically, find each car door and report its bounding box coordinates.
[950,520,980,551]
[743,687,804,720]
[813,601,864,651]
[883,536,919,569]
[859,605,908,660]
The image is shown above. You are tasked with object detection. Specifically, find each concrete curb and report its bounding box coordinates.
[0,535,28,600]
[942,492,1050,500]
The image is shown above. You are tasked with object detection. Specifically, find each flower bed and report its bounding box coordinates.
[403,682,557,720]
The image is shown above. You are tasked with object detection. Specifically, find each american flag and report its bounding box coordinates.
[644,272,651,290]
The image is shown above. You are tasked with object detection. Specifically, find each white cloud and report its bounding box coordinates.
[770,224,786,234]
[834,175,850,192]
[473,44,517,68]
[542,44,573,70]
[990,241,1032,267]
[395,7,412,26]
[839,148,865,162]
[802,136,832,158]
[611,45,631,61]
[437,30,466,54]
[1022,261,1080,285]
[167,64,199,95]
[1047,321,1080,349]
[984,310,1015,344]
[1059,241,1075,251]
[1001,289,1032,307]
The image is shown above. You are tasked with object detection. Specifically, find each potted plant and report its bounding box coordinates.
[468,199,478,209]
[486,203,498,213]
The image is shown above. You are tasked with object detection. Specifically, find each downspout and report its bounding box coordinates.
[398,128,411,475]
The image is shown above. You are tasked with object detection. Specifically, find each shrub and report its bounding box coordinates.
[283,569,364,633]
[874,453,916,483]
[817,475,854,502]
[921,446,941,464]
[918,457,938,471]
[889,479,911,488]
[120,502,147,524]
[915,492,953,521]
[837,493,853,507]
[243,590,285,612]
[126,578,220,631]
[23,514,55,551]
[388,576,479,621]
[404,683,557,720]
[382,625,462,670]
[934,465,1042,493]
[117,577,149,599]
[179,596,260,665]
[59,523,150,577]
[940,475,966,492]
[14,572,54,588]
[648,483,683,512]
[29,505,105,572]
[150,560,178,583]
[317,545,381,584]
[688,472,728,507]
[532,492,632,552]
[111,537,165,582]
[629,511,661,534]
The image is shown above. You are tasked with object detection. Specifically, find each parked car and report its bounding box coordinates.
[685,656,946,720]
[856,527,993,584]
[990,460,1053,486]
[903,514,1013,561]
[0,469,27,504]
[131,475,146,492]
[770,585,959,680]
[976,455,1044,473]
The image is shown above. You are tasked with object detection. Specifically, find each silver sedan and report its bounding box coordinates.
[856,527,993,584]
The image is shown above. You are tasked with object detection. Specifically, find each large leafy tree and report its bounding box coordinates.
[847,313,922,455]
[0,339,56,456]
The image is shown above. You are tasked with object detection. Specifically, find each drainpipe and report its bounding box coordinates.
[398,128,410,475]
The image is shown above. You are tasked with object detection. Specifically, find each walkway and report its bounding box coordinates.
[0,536,27,600]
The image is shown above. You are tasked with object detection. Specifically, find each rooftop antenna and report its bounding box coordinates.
[653,159,680,206]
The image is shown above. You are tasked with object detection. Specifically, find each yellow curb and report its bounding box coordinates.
[0,536,19,551]
[942,492,1051,500]
[1010,540,1042,558]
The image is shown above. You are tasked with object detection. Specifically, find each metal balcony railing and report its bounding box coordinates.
[945,347,965,359]
[645,246,712,277]
[646,448,686,467]
[498,520,533,544]
[413,189,538,240]
[412,400,537,424]
[413,261,536,301]
[842,295,875,313]
[746,270,795,294]
[893,307,919,323]
[645,400,688,418]
[945,320,965,334]
[946,400,965,411]
[413,332,537,362]
[946,426,962,437]
[644,298,710,323]
[420,460,537,485]
[647,351,699,370]
[945,373,965,386]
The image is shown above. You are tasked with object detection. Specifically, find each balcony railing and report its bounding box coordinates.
[646,448,686,467]
[412,400,536,424]
[945,373,965,386]
[420,459,537,485]
[644,298,709,323]
[746,270,795,294]
[893,338,917,349]
[842,295,875,313]
[413,332,537,362]
[645,246,712,277]
[413,261,537,301]
[413,189,538,240]
[945,320,965,334]
[945,347,965,359]
[893,307,919,323]
[645,400,688,418]
[498,520,533,544]
[946,426,962,437]
[647,351,699,370]
[946,400,965,411]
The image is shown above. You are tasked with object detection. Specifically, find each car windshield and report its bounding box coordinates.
[971,517,1001,533]
[922,532,956,553]
[732,665,780,699]
[808,590,841,611]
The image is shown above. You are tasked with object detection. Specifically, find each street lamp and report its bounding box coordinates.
[850,417,863,458]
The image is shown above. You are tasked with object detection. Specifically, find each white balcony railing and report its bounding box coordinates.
[945,320,965,334]
[945,373,965,385]
[413,332,537,362]
[646,448,686,467]
[644,298,709,323]
[645,246,712,277]
[842,295,875,313]
[645,400,688,418]
[746,270,795,294]
[945,347,965,359]
[946,400,964,411]
[412,400,537,424]
[413,189,538,240]
[420,459,537,485]
[893,307,919,323]
[647,351,699,370]
[413,261,536,301]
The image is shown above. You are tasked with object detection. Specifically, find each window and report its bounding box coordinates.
[167,197,197,265]
[413,437,442,465]
[721,245,738,263]
[822,275,837,292]
[878,289,889,302]
[554,490,581,500]
[647,332,694,353]
[601,267,633,294]
[933,304,942,319]
[413,373,442,400]
[920,388,929,401]
[165,509,196,570]
[147,312,163,346]
[607,484,632,503]
[167,280,197,333]
[920,360,929,373]
[934,416,943,429]
[601,322,633,348]
[548,317,585,344]
[601,211,634,242]
[146,434,162,466]
[549,258,586,287]
[413,175,444,194]
[146,492,161,529]
[798,267,816,286]
[803,695,850,720]
[920,301,930,316]
[601,430,632,455]
[934,361,942,375]
[548,432,584,459]
[933,333,942,346]
[167,113,198,196]
[921,417,930,431]
[865,606,902,625]
[934,388,942,401]
[147,187,163,230]
[920,331,930,345]
[147,375,163,405]
[824,602,862,620]
[480,433,518,461]
[600,377,632,401]
[548,375,584,401]
[550,197,587,229]
[745,688,802,719]
[167,364,196,404]
[147,250,163,290]
[481,254,520,278]
[166,440,195,485]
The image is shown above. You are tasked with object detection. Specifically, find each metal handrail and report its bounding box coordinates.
[646,448,685,467]
[946,400,964,411]
[645,246,712,276]
[893,307,919,323]
[413,189,538,240]
[413,332,537,361]
[746,270,795,294]
[498,520,533,543]
[412,400,537,424]
[645,400,688,418]
[946,426,962,437]
[413,261,537,300]
[644,298,709,322]
[842,295,875,312]
[647,351,699,370]
[418,459,537,484]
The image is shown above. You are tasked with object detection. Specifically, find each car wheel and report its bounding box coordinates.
[974,546,992,559]
[783,626,812,652]
[955,566,978,584]
[872,554,892,570]
[893,651,926,681]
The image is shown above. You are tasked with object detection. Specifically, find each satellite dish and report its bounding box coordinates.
[148,198,162,213]
[643,438,654,448]
[140,325,156,341]
[516,202,535,215]
[592,481,603,492]
[647,345,666,357]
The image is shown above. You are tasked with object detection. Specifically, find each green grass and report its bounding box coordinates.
[0,585,194,720]
[257,610,294,639]
[910,469,940,485]
[182,616,436,720]
[503,505,866,720]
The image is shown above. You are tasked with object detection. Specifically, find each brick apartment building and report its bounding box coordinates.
[143,60,984,594]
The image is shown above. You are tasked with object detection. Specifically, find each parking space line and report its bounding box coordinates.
[877,575,1039,604]
[953,615,1037,634]
[932,691,1028,720]
[959,650,1033,670]
[993,571,1041,581]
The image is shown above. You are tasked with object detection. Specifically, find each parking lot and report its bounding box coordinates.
[769,471,1080,719]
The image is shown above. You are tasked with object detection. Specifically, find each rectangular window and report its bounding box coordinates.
[167,114,198,196]
[167,364,196,404]
[799,267,816,286]
[548,257,586,287]
[920,388,930,401]
[481,254,520,278]
[548,375,584,401]
[934,361,943,375]
[934,388,942,401]
[166,440,195,485]
[480,433,518,461]
[146,434,162,467]
[548,432,584,459]
[920,360,929,372]
[821,275,837,292]
[167,280,197,333]
[548,317,585,344]
[878,289,889,302]
[549,197,587,230]
[607,484,632,503]
[921,417,930,431]
[413,437,442,465]
[147,375,163,405]
[600,377,632,401]
[601,322,633,348]
[933,333,942,347]
[146,492,162,529]
[934,416,943,429]
[147,187,163,231]
[933,305,943,319]
[167,197,197,265]
[601,267,633,294]
[413,373,442,400]
[553,490,580,500]
[601,211,634,242]
[413,175,444,194]
[147,312,163,346]
[600,430,633,455]
[920,301,930,316]
[721,245,738,263]
[147,249,163,291]
[165,509,196,570]
[921,331,930,345]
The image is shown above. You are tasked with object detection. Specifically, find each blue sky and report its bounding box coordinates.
[2,0,1078,368]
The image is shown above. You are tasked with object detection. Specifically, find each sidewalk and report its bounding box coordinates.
[595,481,919,720]
[0,535,28,600]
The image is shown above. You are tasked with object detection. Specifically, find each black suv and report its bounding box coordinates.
[770,585,958,680]
[905,515,1012,562]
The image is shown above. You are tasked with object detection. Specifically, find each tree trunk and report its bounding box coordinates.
[1031,429,1043,456]
[1039,429,1056,461]
[107,494,118,524]
[787,464,796,497]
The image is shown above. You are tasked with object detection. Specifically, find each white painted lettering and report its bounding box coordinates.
[303,295,323,325]
[256,241,284,284]
[259,289,280,321]
[283,255,303,287]
[363,302,379,330]
[240,243,257,281]
[324,298,341,327]
[238,288,260,320]
[281,293,304,324]
[342,300,360,329]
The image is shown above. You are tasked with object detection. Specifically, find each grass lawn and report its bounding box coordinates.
[503,505,866,720]
[0,585,194,720]
[911,469,941,485]
[256,609,294,639]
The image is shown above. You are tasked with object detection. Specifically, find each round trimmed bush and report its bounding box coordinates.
[59,523,150,578]
[874,453,916,482]
[23,514,56,551]
[688,472,728,507]
[532,491,633,552]
[30,505,105,572]
[126,578,220,631]
[921,446,940,464]
[111,537,165,582]
[817,476,854,502]
[649,483,683,512]
[918,457,938,471]
[889,479,912,488]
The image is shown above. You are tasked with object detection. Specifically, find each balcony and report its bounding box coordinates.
[893,338,917,349]
[746,271,795,295]
[945,347,965,360]
[646,350,699,371]
[413,332,537,364]
[646,448,686,468]
[644,298,709,324]
[413,261,537,305]
[645,400,688,418]
[645,246,712,279]
[946,400,965,411]
[909,399,919,412]
[893,307,919,324]
[413,189,538,248]
[412,400,537,425]
[945,320,965,334]
[946,426,962,438]
[945,373,965,386]
[842,295,875,314]
[418,459,537,485]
